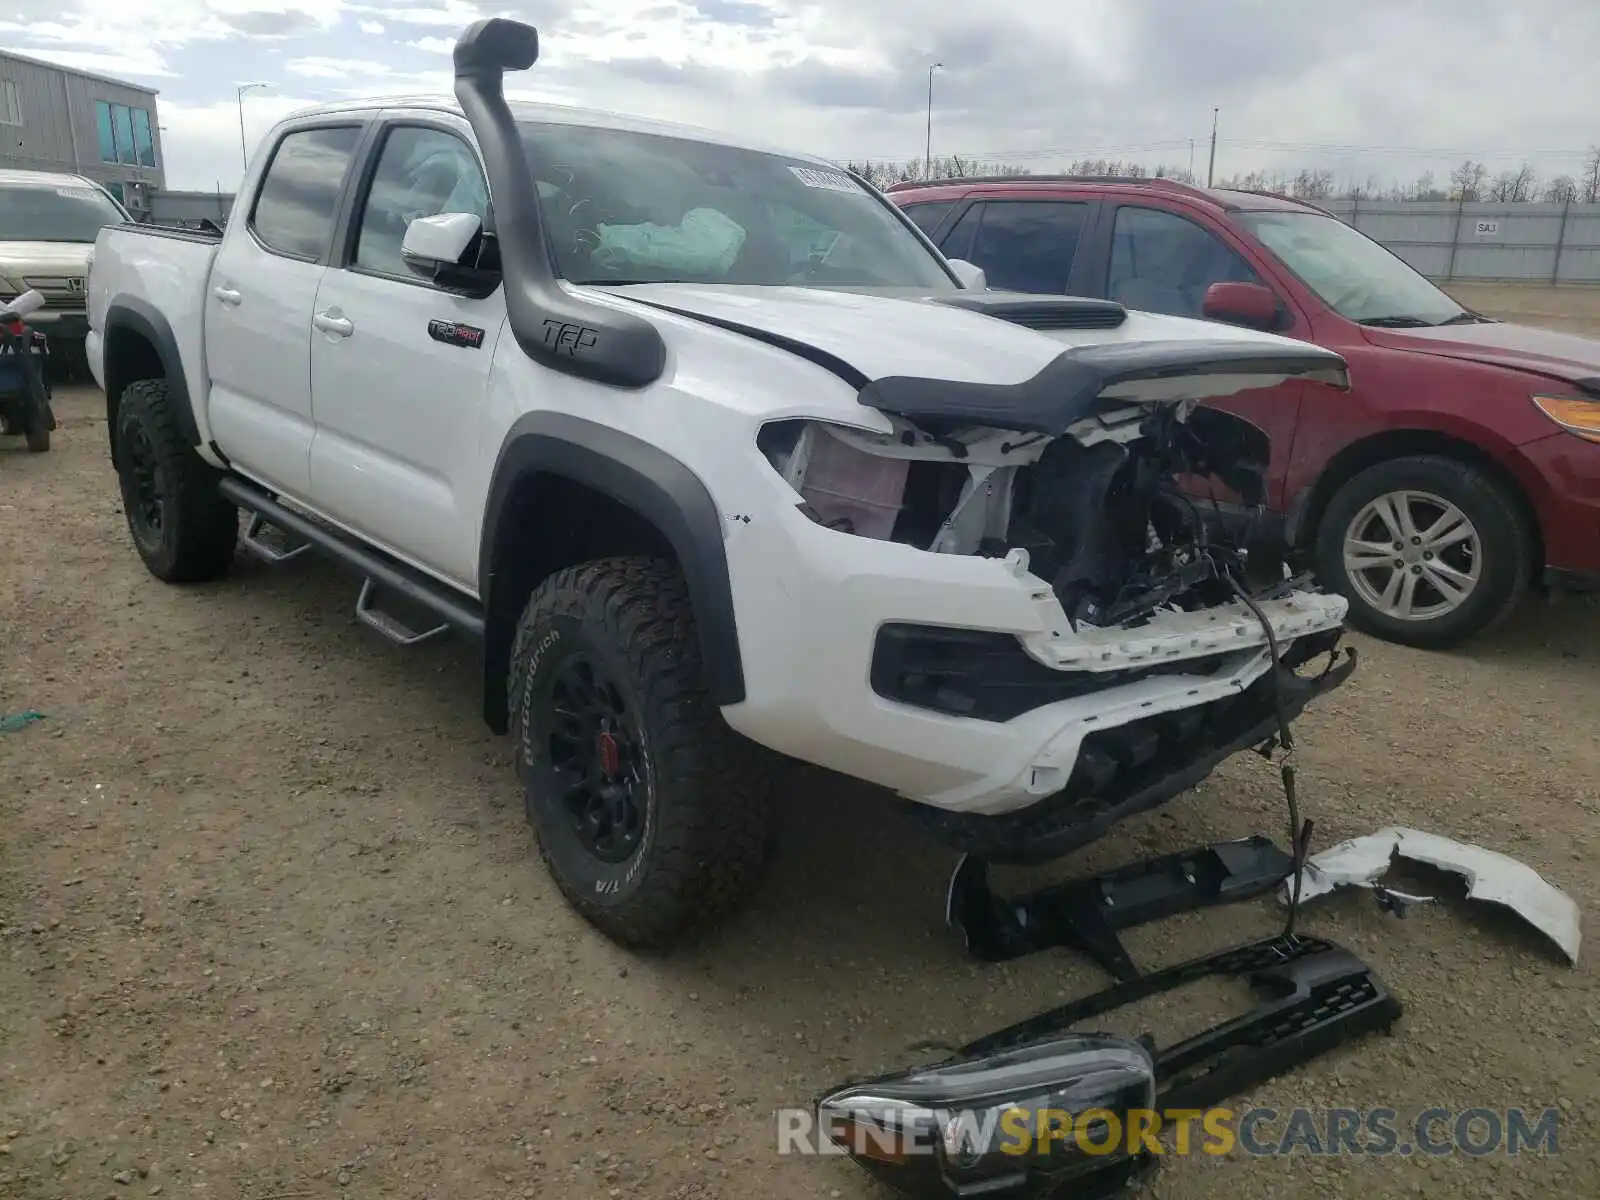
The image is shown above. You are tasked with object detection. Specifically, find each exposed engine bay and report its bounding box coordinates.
[760,399,1294,629]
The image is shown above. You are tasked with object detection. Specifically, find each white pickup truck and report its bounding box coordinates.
[86,19,1357,948]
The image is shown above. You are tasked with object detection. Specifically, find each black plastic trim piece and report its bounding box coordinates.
[948,836,1295,980]
[478,411,745,711]
[218,476,485,637]
[102,295,200,454]
[958,933,1403,1114]
[869,623,1233,722]
[929,292,1127,330]
[858,339,1350,436]
[452,19,666,388]
[107,221,222,245]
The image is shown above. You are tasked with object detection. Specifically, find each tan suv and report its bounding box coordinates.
[0,168,131,369]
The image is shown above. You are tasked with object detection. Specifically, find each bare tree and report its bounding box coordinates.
[1583,147,1600,204]
[1449,159,1489,201]
[1545,174,1579,203]
[1291,168,1335,200]
[1487,162,1538,203]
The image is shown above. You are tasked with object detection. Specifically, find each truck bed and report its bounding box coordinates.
[86,222,223,425]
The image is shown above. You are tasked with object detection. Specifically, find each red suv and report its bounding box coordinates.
[888,175,1600,647]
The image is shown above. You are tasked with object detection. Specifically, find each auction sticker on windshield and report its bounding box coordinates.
[789,166,860,193]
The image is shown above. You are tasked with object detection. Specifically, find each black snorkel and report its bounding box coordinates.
[452,18,667,387]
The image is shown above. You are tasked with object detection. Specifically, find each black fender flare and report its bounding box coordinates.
[102,295,201,461]
[478,411,745,729]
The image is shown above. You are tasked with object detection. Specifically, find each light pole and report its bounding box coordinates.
[1206,106,1219,187]
[924,62,942,180]
[236,82,271,175]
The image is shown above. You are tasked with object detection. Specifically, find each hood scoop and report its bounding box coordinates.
[930,292,1128,331]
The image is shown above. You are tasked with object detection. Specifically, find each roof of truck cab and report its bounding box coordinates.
[287,95,839,165]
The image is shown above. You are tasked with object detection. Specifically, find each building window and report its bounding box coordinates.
[132,108,156,168]
[94,99,157,168]
[0,79,21,126]
[112,104,136,164]
[95,101,116,161]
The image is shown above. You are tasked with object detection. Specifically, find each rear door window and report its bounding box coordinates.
[250,126,363,261]
[1107,205,1262,317]
[962,200,1090,294]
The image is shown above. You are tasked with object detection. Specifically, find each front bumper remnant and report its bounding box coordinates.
[817,935,1402,1199]
[910,635,1357,864]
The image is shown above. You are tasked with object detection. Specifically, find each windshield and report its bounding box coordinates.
[0,182,128,243]
[516,121,956,289]
[1237,211,1467,326]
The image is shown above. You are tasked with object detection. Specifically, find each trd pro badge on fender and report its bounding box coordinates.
[428,319,487,349]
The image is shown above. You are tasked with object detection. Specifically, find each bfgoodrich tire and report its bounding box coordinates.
[113,379,239,582]
[1315,454,1530,649]
[507,556,777,949]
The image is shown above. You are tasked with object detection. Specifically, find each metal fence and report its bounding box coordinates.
[1324,199,1600,285]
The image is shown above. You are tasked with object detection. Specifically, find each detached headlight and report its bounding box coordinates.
[1532,394,1600,443]
[816,1033,1155,1198]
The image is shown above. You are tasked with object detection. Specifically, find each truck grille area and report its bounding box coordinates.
[871,623,1236,722]
[908,629,1353,864]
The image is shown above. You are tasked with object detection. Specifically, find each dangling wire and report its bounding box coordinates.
[1215,556,1312,941]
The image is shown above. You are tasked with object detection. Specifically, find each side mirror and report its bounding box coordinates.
[1201,281,1282,331]
[947,258,987,291]
[401,213,500,298]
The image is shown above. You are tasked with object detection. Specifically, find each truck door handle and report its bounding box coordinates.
[313,311,354,338]
[212,285,242,306]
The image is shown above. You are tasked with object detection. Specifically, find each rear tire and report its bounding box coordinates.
[113,379,239,582]
[507,556,777,949]
[1314,454,1530,648]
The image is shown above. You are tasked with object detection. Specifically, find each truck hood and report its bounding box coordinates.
[1363,319,1600,395]
[609,283,1349,434]
[0,240,93,280]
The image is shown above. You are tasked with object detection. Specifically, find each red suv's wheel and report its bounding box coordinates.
[1315,454,1531,649]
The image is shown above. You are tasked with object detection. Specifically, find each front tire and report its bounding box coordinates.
[113,379,239,582]
[1315,454,1530,648]
[507,557,777,949]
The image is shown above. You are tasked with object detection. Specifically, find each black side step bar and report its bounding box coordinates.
[217,477,486,639]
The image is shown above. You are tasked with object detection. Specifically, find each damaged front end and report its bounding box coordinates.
[759,333,1356,861]
[760,396,1291,630]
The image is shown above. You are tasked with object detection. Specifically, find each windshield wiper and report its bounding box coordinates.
[1357,315,1435,328]
[1436,311,1494,325]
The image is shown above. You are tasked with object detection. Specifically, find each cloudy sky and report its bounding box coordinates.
[4,0,1599,192]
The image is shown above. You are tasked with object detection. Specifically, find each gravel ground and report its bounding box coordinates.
[2,287,1597,1200]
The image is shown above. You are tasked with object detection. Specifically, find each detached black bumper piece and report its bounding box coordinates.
[948,836,1296,981]
[910,633,1357,865]
[816,935,1401,1200]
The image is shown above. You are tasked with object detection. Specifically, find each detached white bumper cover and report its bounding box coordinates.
[1284,826,1581,965]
